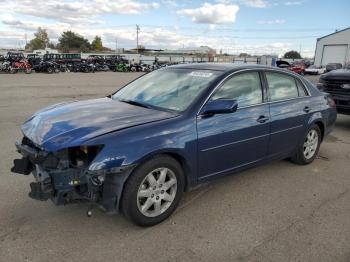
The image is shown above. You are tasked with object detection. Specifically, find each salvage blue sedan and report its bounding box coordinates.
[12,64,337,226]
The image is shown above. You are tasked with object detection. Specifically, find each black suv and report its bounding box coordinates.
[318,65,350,115]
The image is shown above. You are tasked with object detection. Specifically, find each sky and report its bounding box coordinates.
[0,0,349,57]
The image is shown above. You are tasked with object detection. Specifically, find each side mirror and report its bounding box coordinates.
[202,99,238,115]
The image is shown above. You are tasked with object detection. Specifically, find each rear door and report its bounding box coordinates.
[265,71,311,159]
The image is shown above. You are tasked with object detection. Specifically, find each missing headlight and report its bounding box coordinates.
[68,145,103,168]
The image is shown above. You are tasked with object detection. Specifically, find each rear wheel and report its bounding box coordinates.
[121,156,184,226]
[291,125,321,165]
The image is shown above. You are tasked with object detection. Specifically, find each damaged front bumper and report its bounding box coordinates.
[11,138,135,214]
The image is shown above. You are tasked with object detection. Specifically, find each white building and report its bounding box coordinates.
[314,27,350,67]
[31,48,59,56]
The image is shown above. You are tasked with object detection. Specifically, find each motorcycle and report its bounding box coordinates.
[116,63,129,72]
[0,61,14,73]
[11,59,32,74]
[94,63,110,72]
[73,62,95,73]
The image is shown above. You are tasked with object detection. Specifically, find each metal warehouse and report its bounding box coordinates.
[314,27,350,67]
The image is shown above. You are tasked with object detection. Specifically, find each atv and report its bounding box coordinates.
[32,61,60,73]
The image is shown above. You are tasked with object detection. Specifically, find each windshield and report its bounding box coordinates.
[112,68,221,112]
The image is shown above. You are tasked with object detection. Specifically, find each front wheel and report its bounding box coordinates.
[121,156,184,226]
[291,125,321,165]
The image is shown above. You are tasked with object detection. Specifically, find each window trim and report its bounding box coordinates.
[197,68,311,116]
[264,71,310,103]
[198,69,266,115]
[295,78,308,97]
[210,71,264,108]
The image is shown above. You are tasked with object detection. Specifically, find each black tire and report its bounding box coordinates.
[291,125,321,165]
[121,155,184,226]
[47,67,53,74]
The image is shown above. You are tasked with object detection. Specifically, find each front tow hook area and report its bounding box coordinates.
[29,182,53,201]
[11,158,34,175]
[11,157,34,176]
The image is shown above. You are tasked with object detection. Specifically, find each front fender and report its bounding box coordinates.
[86,116,198,212]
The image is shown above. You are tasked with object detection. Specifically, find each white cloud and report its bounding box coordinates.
[240,0,268,8]
[0,0,159,24]
[257,19,286,24]
[177,3,239,24]
[284,1,303,5]
[0,21,295,57]
[216,0,268,8]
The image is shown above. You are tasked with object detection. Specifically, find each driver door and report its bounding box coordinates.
[197,71,270,180]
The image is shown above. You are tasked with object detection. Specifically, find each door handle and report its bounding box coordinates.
[257,115,269,123]
[303,106,311,113]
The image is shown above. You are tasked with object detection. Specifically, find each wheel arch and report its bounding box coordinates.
[116,150,194,213]
[314,120,325,141]
[307,112,325,141]
[131,150,193,192]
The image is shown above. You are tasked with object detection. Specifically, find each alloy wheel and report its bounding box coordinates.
[137,167,177,217]
[303,129,319,159]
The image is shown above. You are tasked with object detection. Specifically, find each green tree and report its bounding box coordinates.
[283,50,302,59]
[25,27,50,50]
[58,31,91,52]
[91,36,103,51]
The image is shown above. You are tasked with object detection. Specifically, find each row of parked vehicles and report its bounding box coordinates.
[276,60,345,75]
[0,52,166,74]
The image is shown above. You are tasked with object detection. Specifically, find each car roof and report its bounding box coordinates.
[168,62,295,74]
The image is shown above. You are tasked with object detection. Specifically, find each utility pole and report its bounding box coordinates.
[115,38,117,54]
[136,24,140,53]
[24,33,27,49]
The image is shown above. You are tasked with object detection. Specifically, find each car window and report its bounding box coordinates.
[211,72,263,107]
[266,72,299,101]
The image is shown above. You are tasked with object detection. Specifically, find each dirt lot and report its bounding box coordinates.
[0,72,349,262]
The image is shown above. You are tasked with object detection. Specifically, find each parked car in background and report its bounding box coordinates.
[305,65,326,75]
[276,60,290,69]
[288,62,306,75]
[318,68,350,115]
[276,60,305,75]
[326,63,342,72]
[11,64,337,226]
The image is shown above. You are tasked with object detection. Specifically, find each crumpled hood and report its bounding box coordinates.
[21,97,177,151]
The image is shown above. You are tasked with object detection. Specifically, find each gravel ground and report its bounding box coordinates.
[0,72,349,262]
